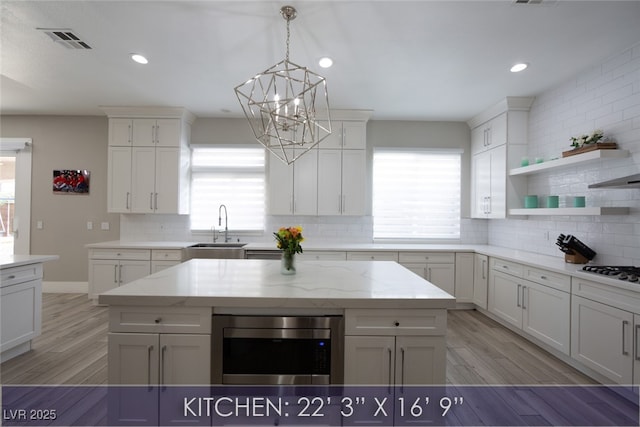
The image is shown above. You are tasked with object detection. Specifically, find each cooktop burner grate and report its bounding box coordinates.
[582,265,640,282]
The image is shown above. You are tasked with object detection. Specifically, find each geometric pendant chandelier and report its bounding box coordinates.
[234,5,332,165]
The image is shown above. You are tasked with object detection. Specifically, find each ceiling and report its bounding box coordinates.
[1,1,639,121]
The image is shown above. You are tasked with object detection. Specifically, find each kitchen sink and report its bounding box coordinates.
[184,242,247,260]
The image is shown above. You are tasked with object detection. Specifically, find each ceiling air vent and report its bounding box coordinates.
[37,28,92,49]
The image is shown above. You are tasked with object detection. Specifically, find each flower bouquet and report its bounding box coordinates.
[274,226,304,274]
[563,129,617,157]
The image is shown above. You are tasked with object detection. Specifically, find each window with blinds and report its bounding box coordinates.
[190,146,265,231]
[372,149,461,240]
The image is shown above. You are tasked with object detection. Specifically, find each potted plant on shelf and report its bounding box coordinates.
[563,129,617,157]
[274,226,304,275]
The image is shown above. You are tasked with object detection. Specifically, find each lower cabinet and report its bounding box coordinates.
[399,252,455,295]
[344,335,446,385]
[454,253,474,303]
[88,249,151,299]
[488,260,570,355]
[571,295,635,384]
[472,254,488,309]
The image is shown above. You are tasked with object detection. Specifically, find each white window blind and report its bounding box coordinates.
[373,149,461,240]
[190,146,265,231]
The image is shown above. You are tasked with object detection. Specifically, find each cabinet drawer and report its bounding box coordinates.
[90,249,151,261]
[1,264,43,287]
[151,249,183,261]
[524,266,570,293]
[491,258,524,277]
[398,252,455,264]
[345,309,446,336]
[572,277,640,315]
[109,306,212,333]
[298,251,347,261]
[346,251,399,262]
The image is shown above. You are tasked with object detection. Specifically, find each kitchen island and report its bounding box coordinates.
[1,254,58,362]
[99,258,455,386]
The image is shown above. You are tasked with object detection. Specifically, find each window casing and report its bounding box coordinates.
[373,148,461,240]
[190,146,265,231]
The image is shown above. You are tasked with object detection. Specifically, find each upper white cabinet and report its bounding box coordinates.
[267,110,371,216]
[104,107,194,215]
[109,118,182,147]
[320,121,367,149]
[471,112,507,155]
[317,149,366,215]
[268,148,318,215]
[468,97,531,219]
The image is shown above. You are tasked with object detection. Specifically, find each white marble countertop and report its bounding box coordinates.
[98,259,456,309]
[0,254,59,270]
[86,240,639,294]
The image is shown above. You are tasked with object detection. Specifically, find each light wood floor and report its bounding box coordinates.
[1,293,596,385]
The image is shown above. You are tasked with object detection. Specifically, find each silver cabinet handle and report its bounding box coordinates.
[635,325,640,361]
[342,195,346,213]
[160,345,167,386]
[128,124,132,144]
[114,265,118,283]
[150,193,154,210]
[400,347,406,387]
[427,267,432,281]
[522,286,527,309]
[155,124,159,144]
[154,192,158,210]
[540,275,548,280]
[118,264,123,284]
[622,321,630,356]
[338,194,342,212]
[147,345,154,388]
[517,284,522,307]
[486,196,491,214]
[7,275,15,280]
[387,348,393,391]
[482,259,487,280]
[126,192,130,210]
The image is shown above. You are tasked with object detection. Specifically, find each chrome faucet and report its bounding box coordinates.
[218,204,230,243]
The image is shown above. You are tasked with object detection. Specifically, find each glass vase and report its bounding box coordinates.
[280,252,296,275]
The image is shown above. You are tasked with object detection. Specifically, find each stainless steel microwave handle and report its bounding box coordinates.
[224,328,330,339]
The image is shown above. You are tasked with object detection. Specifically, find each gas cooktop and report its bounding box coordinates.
[582,265,639,282]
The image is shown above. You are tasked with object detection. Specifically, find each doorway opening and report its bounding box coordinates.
[0,155,16,255]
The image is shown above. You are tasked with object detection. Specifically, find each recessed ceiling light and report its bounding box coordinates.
[318,57,333,68]
[510,63,528,73]
[131,54,148,64]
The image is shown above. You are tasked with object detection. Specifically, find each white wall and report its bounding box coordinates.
[489,42,640,265]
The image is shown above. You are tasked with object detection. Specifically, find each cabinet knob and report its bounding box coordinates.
[394,321,400,327]
[154,318,162,324]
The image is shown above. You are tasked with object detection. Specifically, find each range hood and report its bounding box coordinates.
[588,173,640,189]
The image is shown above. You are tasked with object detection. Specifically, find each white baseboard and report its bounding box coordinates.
[42,281,88,294]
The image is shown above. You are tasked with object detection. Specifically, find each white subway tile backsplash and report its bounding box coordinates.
[493,41,640,266]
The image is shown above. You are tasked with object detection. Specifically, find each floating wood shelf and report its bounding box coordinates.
[509,149,629,176]
[509,207,629,216]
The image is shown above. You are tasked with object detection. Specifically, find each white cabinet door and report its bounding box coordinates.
[341,150,366,215]
[131,147,156,213]
[571,295,633,384]
[267,150,294,215]
[108,146,132,213]
[108,332,159,385]
[119,260,151,286]
[151,261,181,274]
[471,150,491,218]
[132,119,157,147]
[487,113,507,149]
[109,119,133,146]
[522,281,570,355]
[487,144,506,218]
[454,253,474,303]
[488,270,522,329]
[154,147,181,214]
[395,336,446,385]
[473,254,488,309]
[160,334,211,385]
[154,119,181,147]
[292,148,318,215]
[344,335,394,385]
[342,122,366,149]
[0,279,41,353]
[426,263,455,296]
[89,259,119,298]
[317,150,342,215]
